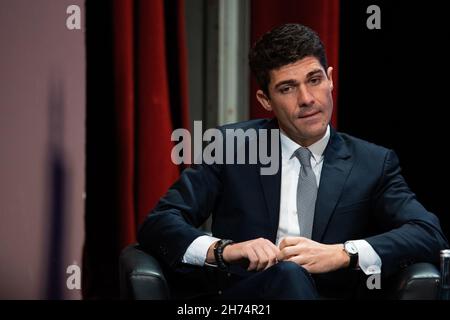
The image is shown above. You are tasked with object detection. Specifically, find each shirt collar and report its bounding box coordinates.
[280,125,330,163]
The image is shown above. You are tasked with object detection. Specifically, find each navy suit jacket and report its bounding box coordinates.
[138,118,448,296]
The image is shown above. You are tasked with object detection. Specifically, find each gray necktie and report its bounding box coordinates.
[293,147,318,239]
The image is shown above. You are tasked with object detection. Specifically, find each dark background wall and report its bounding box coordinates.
[338,0,450,237]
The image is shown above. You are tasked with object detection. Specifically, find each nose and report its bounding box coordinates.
[297,86,314,107]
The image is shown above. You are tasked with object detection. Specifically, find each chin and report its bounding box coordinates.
[297,122,325,134]
[297,127,327,142]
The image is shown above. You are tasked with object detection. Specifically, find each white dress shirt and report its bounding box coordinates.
[183,125,381,275]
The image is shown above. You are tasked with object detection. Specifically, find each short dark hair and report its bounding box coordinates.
[249,24,328,95]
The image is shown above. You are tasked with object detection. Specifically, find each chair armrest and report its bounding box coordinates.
[119,244,170,300]
[387,262,440,300]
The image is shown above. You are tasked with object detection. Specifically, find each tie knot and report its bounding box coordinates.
[294,147,312,168]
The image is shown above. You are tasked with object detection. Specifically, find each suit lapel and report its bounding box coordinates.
[312,128,353,242]
[258,118,282,243]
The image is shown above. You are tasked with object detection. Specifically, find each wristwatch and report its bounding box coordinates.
[343,241,359,269]
[214,239,234,270]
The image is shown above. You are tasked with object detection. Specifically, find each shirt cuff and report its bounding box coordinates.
[352,239,382,275]
[182,235,220,266]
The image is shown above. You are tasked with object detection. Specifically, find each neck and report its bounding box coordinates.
[280,129,326,148]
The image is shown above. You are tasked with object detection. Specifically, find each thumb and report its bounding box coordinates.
[278,236,302,250]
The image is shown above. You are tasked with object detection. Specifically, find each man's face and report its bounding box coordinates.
[256,56,334,147]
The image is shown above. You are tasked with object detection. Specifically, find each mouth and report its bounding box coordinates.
[298,111,320,119]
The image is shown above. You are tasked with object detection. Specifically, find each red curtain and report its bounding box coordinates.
[83,0,189,299]
[113,0,189,250]
[250,0,340,128]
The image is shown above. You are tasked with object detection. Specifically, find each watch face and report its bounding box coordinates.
[345,242,358,255]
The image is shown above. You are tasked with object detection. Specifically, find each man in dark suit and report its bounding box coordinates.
[138,24,448,299]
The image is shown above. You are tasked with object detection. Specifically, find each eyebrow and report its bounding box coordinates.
[273,69,325,90]
[306,69,325,78]
[274,79,298,90]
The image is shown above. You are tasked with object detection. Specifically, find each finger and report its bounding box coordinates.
[263,239,280,257]
[269,241,281,255]
[261,245,278,269]
[245,247,259,271]
[278,244,303,261]
[253,246,270,271]
[279,236,303,250]
[256,239,279,269]
[270,243,281,262]
[288,254,308,266]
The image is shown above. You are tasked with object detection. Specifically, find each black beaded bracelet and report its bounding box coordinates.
[213,239,234,270]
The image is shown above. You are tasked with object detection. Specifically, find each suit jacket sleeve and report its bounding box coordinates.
[137,161,223,269]
[364,150,448,276]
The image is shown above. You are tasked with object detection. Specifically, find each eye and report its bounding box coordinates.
[280,86,294,94]
[309,77,322,85]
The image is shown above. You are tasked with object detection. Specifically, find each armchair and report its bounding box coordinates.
[119,244,441,300]
[119,243,170,299]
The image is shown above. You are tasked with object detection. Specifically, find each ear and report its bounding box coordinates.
[256,90,272,112]
[327,67,334,91]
